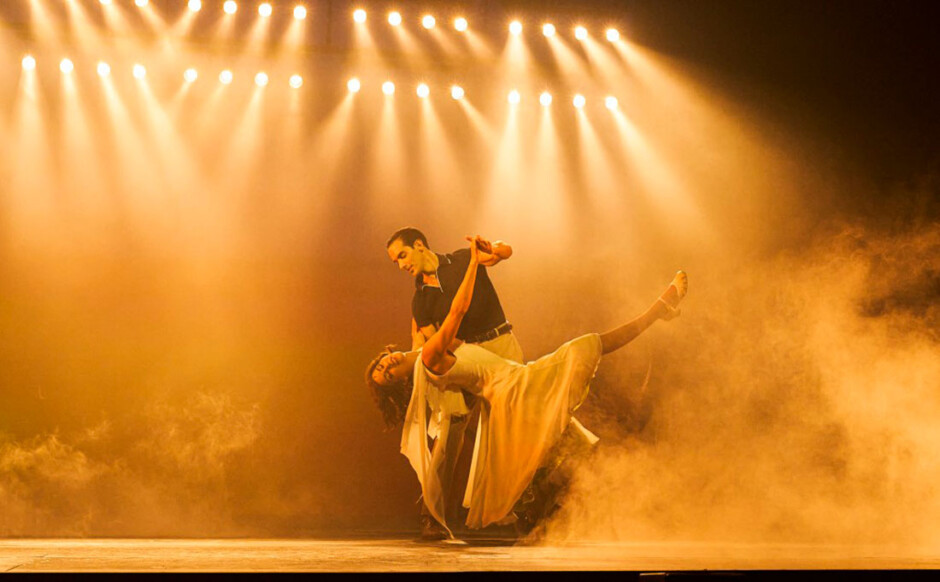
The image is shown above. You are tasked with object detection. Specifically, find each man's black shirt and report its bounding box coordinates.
[412,249,508,341]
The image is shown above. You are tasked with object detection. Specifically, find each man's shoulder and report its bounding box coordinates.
[441,248,471,268]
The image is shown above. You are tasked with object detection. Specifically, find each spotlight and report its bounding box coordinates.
[606,28,619,42]
[422,15,435,29]
[184,68,198,83]
[97,61,111,77]
[99,0,112,5]
[347,77,361,93]
[223,1,237,15]
[388,11,401,26]
[454,17,468,32]
[133,64,146,79]
[605,96,618,111]
[60,58,74,74]
[294,5,306,20]
[574,26,587,40]
[353,9,366,23]
[382,81,395,95]
[509,20,522,36]
[573,94,586,109]
[255,72,269,87]
[135,0,149,6]
[416,83,429,98]
[22,55,36,71]
[258,3,272,17]
[289,74,303,88]
[542,23,555,37]
[539,92,552,106]
[508,90,520,104]
[188,0,201,12]
[219,69,233,84]
[451,85,464,100]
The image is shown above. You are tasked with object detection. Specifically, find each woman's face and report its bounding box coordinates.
[372,351,410,387]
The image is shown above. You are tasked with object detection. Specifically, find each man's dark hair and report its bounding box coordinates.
[386,227,429,249]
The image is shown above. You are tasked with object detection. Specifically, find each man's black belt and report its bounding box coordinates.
[464,322,513,345]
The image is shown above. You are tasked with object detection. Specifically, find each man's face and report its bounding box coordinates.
[387,238,430,277]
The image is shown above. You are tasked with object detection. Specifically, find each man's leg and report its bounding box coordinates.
[477,332,524,363]
[419,419,469,540]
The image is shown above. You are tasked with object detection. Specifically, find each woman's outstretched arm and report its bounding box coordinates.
[421,236,482,372]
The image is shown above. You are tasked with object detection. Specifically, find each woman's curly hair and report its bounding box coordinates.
[365,345,414,430]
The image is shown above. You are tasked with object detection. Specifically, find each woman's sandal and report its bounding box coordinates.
[658,270,688,320]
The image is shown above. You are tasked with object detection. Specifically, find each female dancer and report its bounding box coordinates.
[366,236,687,536]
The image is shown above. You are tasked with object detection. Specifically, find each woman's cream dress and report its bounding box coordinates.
[400,333,603,533]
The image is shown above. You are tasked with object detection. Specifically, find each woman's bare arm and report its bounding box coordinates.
[421,236,482,373]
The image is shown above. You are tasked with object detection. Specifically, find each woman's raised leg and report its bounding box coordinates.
[599,271,688,355]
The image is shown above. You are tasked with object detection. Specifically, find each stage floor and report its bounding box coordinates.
[1,538,938,572]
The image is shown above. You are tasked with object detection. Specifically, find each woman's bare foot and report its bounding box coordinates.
[658,271,688,320]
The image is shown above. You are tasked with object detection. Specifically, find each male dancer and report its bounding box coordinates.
[386,227,521,361]
[385,227,595,538]
[386,228,521,538]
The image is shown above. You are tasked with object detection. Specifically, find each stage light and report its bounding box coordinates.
[416,83,429,98]
[542,23,555,37]
[573,94,586,109]
[223,1,237,15]
[388,11,401,26]
[509,21,522,36]
[451,85,464,100]
[606,28,619,42]
[605,96,618,110]
[99,0,112,5]
[135,0,149,6]
[294,5,307,20]
[454,17,468,32]
[188,0,202,12]
[97,61,111,77]
[220,69,233,84]
[184,68,198,82]
[133,64,146,79]
[422,15,435,29]
[508,90,520,104]
[255,72,269,87]
[353,9,366,23]
[60,58,74,74]
[540,92,552,106]
[289,74,303,88]
[347,77,361,93]
[574,26,587,40]
[22,55,36,71]
[382,81,395,95]
[259,3,272,17]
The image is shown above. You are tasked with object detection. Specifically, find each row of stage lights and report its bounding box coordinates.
[92,1,623,41]
[20,55,622,110]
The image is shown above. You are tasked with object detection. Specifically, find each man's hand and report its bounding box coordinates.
[473,237,494,255]
[412,319,434,350]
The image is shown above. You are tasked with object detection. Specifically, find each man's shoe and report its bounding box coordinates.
[419,515,449,540]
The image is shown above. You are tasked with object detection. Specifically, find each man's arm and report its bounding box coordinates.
[411,318,435,350]
[476,238,512,267]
